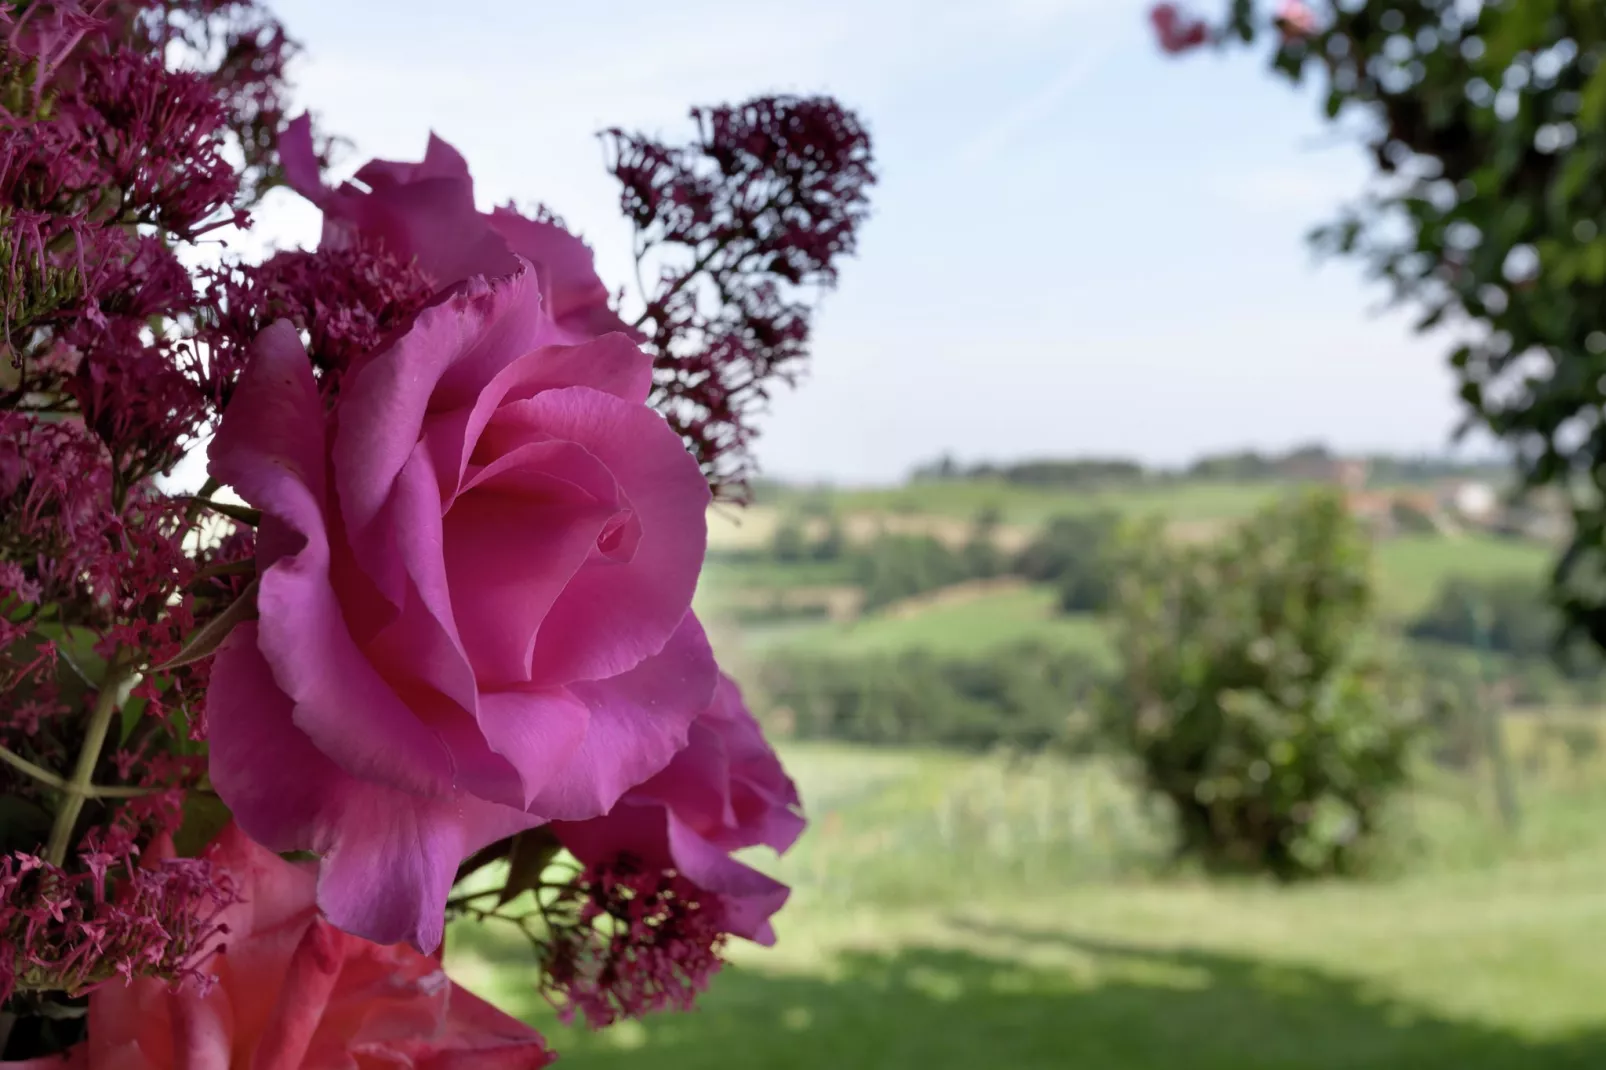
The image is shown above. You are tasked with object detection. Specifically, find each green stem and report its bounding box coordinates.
[44,658,139,866]
[0,742,156,800]
[182,475,221,529]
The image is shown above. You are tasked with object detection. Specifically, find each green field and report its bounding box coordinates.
[743,585,1112,659]
[700,556,859,591]
[447,743,1606,1070]
[1373,535,1552,618]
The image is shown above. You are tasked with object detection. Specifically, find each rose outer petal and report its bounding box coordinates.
[527,613,717,821]
[208,322,454,798]
[207,625,537,952]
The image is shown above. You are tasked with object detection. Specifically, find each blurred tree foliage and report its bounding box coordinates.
[961,507,1006,580]
[1169,0,1606,647]
[1013,512,1121,613]
[854,534,973,611]
[1100,490,1425,879]
[770,516,811,563]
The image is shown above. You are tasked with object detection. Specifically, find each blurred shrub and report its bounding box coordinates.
[812,515,847,561]
[1013,512,1119,612]
[853,534,972,611]
[960,506,1005,579]
[770,516,810,562]
[1099,490,1425,880]
[754,642,1106,753]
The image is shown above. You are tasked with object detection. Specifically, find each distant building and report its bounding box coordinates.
[1443,480,1499,521]
[1333,459,1370,492]
[1343,487,1446,536]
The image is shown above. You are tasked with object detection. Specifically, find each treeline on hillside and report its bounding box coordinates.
[900,443,1506,488]
[754,509,1118,614]
[909,454,1147,487]
[756,643,1105,753]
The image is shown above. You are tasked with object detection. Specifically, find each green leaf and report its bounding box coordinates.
[1581,63,1606,130]
[35,622,106,689]
[119,693,147,747]
[0,795,54,855]
[1550,145,1598,214]
[172,792,233,857]
[151,577,259,673]
[498,826,563,906]
[1583,240,1606,285]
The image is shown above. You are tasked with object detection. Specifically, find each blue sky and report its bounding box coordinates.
[249,0,1487,483]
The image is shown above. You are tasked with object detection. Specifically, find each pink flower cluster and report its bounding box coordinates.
[0,2,855,1061]
[0,811,236,1006]
[601,96,876,497]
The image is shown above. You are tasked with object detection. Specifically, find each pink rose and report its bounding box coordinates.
[554,675,805,944]
[205,263,716,952]
[279,114,632,347]
[1,824,554,1070]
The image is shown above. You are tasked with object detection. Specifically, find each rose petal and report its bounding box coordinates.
[487,207,636,345]
[168,983,234,1070]
[485,387,708,686]
[207,320,326,528]
[421,333,655,497]
[527,614,716,821]
[474,688,590,809]
[334,266,554,544]
[354,133,471,190]
[206,627,535,952]
[664,818,792,946]
[361,448,477,711]
[256,495,455,797]
[246,919,346,1070]
[442,472,613,686]
[314,786,535,953]
[278,113,325,206]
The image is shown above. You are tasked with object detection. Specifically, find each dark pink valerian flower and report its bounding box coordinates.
[538,861,728,1029]
[203,263,717,954]
[554,674,805,945]
[0,824,554,1070]
[278,114,631,347]
[1149,3,1210,54]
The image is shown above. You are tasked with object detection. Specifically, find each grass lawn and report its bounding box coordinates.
[743,585,1112,660]
[446,743,1606,1070]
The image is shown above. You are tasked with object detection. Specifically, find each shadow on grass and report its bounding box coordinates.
[452,923,1606,1070]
